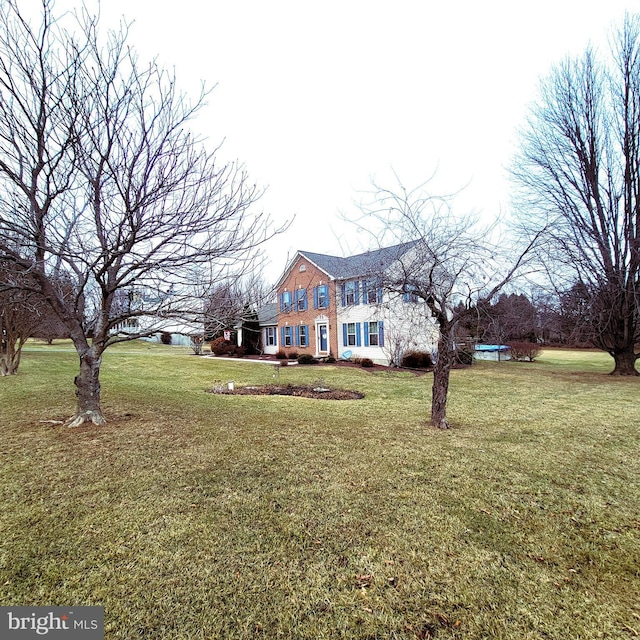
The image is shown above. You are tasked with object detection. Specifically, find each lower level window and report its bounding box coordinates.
[346,322,356,346]
[368,321,379,346]
[298,325,308,347]
[283,326,293,347]
[266,327,276,346]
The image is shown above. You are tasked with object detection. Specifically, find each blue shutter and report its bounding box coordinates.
[303,290,308,310]
[313,287,318,309]
[303,325,309,347]
[342,324,347,347]
[341,283,346,307]
[355,282,360,305]
[356,322,362,347]
[364,322,370,347]
[279,293,284,312]
[280,326,285,346]
[295,325,300,346]
[379,321,385,347]
[361,280,368,304]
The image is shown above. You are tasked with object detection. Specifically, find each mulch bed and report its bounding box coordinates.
[207,384,365,400]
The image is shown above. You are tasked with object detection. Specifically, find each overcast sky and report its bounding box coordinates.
[46,1,640,281]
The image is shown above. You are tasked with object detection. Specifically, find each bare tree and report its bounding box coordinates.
[0,1,278,425]
[354,177,537,428]
[512,14,640,375]
[0,261,45,375]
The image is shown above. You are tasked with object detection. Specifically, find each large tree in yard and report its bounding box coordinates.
[0,1,276,424]
[512,14,640,375]
[354,177,538,428]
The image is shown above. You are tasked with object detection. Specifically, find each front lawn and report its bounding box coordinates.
[0,343,638,638]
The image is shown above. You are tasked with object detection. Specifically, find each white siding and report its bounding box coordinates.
[336,281,438,365]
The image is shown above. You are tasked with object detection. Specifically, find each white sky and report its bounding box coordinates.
[42,1,640,281]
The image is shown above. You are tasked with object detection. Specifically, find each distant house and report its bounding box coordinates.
[111,287,204,347]
[270,243,438,364]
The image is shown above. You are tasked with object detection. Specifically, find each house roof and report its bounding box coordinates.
[256,302,278,326]
[295,240,418,281]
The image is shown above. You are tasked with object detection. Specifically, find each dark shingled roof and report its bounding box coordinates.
[299,240,417,280]
[257,302,278,325]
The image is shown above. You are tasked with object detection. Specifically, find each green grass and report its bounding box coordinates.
[1,342,639,639]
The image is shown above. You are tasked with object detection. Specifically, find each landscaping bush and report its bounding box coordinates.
[211,336,235,356]
[160,331,172,345]
[325,353,336,363]
[276,350,287,360]
[508,341,542,362]
[287,351,299,360]
[359,357,374,368]
[297,353,318,365]
[401,350,433,369]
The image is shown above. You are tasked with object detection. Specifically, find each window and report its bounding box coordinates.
[265,327,276,347]
[363,279,382,304]
[280,291,292,312]
[342,322,362,347]
[314,284,329,309]
[367,321,379,346]
[294,288,307,311]
[282,326,293,347]
[342,281,359,306]
[296,325,309,347]
[403,284,419,303]
[364,321,384,347]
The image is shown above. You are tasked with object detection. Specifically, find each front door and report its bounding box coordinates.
[318,323,328,353]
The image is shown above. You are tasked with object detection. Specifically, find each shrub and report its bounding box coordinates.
[276,350,288,360]
[360,357,374,368]
[211,336,235,356]
[160,331,172,345]
[508,341,542,362]
[233,345,246,358]
[287,351,299,360]
[401,350,433,369]
[325,353,336,363]
[297,353,318,365]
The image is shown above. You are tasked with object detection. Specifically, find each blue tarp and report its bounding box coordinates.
[474,344,509,352]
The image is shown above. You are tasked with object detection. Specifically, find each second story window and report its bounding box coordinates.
[403,284,419,304]
[363,278,383,304]
[342,281,359,306]
[295,288,307,311]
[314,284,329,309]
[280,291,292,312]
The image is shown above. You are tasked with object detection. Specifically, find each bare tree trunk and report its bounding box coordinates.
[0,349,21,375]
[68,348,106,427]
[0,334,25,375]
[611,348,639,376]
[431,330,454,428]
